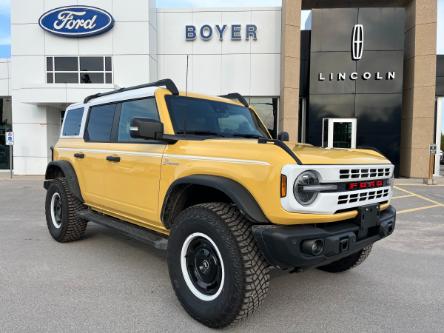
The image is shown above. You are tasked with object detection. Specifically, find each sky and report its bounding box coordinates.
[0,0,10,58]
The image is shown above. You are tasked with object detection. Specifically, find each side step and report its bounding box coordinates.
[77,210,168,250]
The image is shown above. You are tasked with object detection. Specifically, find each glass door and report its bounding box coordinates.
[322,118,357,149]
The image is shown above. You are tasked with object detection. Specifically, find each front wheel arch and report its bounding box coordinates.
[161,175,269,228]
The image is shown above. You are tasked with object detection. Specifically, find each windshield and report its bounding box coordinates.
[165,95,270,138]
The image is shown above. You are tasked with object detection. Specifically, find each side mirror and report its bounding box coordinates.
[130,118,164,140]
[278,131,289,142]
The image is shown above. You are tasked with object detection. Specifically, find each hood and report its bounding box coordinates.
[287,143,391,165]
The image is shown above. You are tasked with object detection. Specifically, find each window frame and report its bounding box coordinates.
[83,96,163,144]
[114,96,163,144]
[60,106,87,139]
[46,56,113,85]
[84,102,120,143]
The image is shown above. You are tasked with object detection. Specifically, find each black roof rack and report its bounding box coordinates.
[219,93,249,108]
[83,78,179,104]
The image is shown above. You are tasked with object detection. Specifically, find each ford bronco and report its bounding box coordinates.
[44,79,396,328]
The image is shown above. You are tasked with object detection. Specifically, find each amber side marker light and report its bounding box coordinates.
[280,174,287,197]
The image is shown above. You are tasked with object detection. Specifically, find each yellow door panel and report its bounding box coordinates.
[103,143,166,225]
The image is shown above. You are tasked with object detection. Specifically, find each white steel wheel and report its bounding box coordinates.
[50,192,63,229]
[180,232,225,302]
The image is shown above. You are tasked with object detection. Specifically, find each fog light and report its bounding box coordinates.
[301,239,324,256]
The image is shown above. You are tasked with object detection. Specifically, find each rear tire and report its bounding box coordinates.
[45,178,87,242]
[317,245,373,273]
[167,203,270,328]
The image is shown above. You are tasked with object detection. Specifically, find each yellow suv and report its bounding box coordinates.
[44,79,396,328]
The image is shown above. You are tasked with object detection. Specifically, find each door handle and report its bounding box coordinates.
[74,153,85,159]
[106,155,121,163]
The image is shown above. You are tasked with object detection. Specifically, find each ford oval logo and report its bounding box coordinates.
[39,6,114,38]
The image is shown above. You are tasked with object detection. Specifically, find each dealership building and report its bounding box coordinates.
[0,0,442,177]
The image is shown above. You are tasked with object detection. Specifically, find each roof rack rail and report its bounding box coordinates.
[83,78,179,104]
[219,93,249,108]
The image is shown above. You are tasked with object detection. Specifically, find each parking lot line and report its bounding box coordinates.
[394,186,444,207]
[391,194,414,199]
[396,204,441,214]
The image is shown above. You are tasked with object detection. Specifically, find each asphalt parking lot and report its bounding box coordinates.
[1,177,444,332]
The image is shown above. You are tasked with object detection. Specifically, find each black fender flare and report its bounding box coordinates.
[43,161,84,202]
[161,175,269,225]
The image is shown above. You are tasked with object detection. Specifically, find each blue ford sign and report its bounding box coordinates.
[39,6,114,38]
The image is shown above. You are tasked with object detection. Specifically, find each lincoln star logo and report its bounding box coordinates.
[352,24,364,60]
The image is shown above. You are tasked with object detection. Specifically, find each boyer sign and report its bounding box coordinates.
[39,5,114,37]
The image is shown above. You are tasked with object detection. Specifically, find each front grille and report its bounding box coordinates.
[337,188,390,205]
[339,167,391,180]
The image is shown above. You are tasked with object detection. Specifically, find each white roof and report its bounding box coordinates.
[66,86,158,110]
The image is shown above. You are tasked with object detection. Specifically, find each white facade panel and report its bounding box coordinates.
[113,21,150,55]
[0,60,10,96]
[192,54,221,95]
[157,12,193,55]
[251,10,281,54]
[44,33,79,55]
[158,54,191,91]
[113,0,149,21]
[113,55,151,86]
[221,54,251,95]
[11,56,45,90]
[251,53,280,96]
[11,0,43,24]
[11,25,44,55]
[78,33,113,55]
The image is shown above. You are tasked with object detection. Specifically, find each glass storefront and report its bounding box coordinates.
[0,98,12,170]
[247,97,279,138]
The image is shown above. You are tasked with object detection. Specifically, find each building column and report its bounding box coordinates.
[400,0,437,178]
[279,0,301,141]
[12,100,60,175]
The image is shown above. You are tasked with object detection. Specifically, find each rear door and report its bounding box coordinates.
[80,102,119,208]
[102,97,166,227]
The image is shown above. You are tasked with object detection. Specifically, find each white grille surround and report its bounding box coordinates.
[280,164,394,215]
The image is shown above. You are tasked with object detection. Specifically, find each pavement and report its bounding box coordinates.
[0,177,444,332]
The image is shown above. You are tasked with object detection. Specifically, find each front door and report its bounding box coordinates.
[322,118,357,149]
[103,97,166,228]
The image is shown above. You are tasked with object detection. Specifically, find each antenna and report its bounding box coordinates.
[185,54,189,96]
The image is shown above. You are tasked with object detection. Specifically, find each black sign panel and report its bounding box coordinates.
[306,7,405,173]
[437,55,444,97]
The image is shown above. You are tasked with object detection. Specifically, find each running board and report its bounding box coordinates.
[77,210,168,250]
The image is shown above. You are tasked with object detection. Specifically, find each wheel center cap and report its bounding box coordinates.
[199,259,210,273]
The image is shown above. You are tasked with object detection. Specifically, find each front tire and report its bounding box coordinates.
[167,203,270,328]
[317,245,373,273]
[45,178,87,242]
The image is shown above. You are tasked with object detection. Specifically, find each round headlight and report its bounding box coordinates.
[293,170,320,205]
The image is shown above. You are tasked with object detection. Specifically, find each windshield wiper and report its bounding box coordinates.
[176,130,226,137]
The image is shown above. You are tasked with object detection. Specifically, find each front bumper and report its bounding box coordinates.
[252,205,396,270]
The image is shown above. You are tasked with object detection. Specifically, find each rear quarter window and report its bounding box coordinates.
[62,108,84,136]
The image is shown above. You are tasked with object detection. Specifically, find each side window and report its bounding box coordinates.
[85,104,117,142]
[62,108,84,136]
[117,98,159,142]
